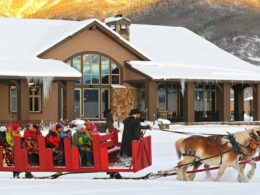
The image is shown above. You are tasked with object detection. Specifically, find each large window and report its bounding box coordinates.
[10,86,17,113]
[158,84,166,109]
[194,84,216,121]
[29,85,42,112]
[157,83,183,120]
[67,53,120,119]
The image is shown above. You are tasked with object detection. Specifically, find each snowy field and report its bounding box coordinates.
[1,124,260,195]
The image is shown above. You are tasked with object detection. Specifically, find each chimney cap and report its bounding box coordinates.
[104,15,131,25]
[114,13,123,18]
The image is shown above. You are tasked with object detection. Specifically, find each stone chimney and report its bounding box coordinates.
[104,14,131,41]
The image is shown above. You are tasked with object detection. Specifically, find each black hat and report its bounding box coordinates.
[129,108,142,115]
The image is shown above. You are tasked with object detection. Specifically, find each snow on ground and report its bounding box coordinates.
[1,124,260,194]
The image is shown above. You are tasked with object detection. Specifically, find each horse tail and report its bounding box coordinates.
[175,138,184,159]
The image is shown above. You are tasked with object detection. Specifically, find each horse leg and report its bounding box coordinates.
[215,163,228,182]
[232,163,248,183]
[204,164,213,180]
[176,161,185,181]
[237,163,246,182]
[176,156,193,181]
[188,161,202,181]
[246,161,256,179]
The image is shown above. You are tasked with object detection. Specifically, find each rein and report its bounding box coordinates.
[177,149,233,168]
[154,127,226,136]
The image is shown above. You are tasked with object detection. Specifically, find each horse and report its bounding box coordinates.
[175,128,260,182]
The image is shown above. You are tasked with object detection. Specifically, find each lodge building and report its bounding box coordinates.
[1,16,260,124]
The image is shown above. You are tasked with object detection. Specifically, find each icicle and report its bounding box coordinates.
[26,76,54,101]
[42,76,54,100]
[180,79,186,96]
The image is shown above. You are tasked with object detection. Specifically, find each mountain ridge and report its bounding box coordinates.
[129,0,260,65]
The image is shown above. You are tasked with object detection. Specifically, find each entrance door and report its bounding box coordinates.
[84,89,99,119]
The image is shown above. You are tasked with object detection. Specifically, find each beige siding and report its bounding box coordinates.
[29,82,59,121]
[0,84,17,121]
[40,27,146,81]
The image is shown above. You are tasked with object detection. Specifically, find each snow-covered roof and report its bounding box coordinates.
[129,24,260,81]
[0,17,148,78]
[128,61,260,82]
[0,58,81,78]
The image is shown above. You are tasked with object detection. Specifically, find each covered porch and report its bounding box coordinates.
[127,61,260,124]
[0,58,81,123]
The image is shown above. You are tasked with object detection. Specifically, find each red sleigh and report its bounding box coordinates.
[0,131,152,174]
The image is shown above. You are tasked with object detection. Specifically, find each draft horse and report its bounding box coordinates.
[175,128,260,182]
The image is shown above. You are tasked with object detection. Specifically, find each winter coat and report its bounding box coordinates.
[120,116,143,157]
[0,132,11,148]
[59,131,72,150]
[45,130,61,149]
[12,130,20,138]
[6,132,14,146]
[23,130,42,153]
[72,132,92,153]
[23,129,42,140]
[60,131,71,140]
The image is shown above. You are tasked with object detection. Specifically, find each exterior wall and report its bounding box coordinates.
[146,81,157,121]
[0,83,17,121]
[28,82,59,121]
[20,80,29,121]
[39,26,147,121]
[0,81,59,122]
[64,81,75,121]
[124,66,148,81]
[40,27,146,81]
[111,86,140,122]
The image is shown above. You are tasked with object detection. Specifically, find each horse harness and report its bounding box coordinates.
[181,138,232,167]
[248,132,260,149]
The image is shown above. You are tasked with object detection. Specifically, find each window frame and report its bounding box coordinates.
[9,85,18,113]
[29,85,42,113]
[65,53,120,120]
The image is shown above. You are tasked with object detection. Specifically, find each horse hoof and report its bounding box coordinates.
[188,174,195,181]
[246,173,253,179]
[176,175,181,181]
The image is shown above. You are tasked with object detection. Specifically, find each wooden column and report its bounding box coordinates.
[64,81,75,121]
[253,83,260,121]
[184,82,195,124]
[19,80,29,121]
[217,83,230,122]
[146,81,157,121]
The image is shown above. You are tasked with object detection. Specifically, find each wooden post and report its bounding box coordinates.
[184,82,195,124]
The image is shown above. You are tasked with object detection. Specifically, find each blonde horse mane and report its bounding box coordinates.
[233,131,251,146]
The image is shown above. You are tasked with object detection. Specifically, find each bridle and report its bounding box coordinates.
[248,132,260,149]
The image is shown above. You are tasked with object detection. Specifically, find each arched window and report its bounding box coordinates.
[66,53,120,119]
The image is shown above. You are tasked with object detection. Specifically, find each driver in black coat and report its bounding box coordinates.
[120,108,150,159]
